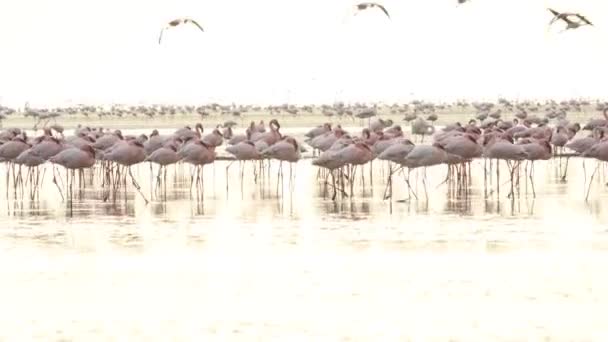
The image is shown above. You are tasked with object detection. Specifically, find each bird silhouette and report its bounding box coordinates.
[159,18,205,44]
[547,9,593,31]
[355,2,390,19]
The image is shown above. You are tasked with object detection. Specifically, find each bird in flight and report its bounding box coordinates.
[159,18,205,44]
[355,2,390,19]
[547,8,593,31]
[457,0,470,4]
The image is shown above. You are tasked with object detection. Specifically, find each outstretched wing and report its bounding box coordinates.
[576,14,593,26]
[547,8,561,25]
[356,2,390,19]
[185,19,205,33]
[375,4,391,19]
[158,28,165,44]
[548,8,560,17]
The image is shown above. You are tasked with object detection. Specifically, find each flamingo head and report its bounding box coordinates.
[466,126,482,136]
[270,119,280,130]
[482,133,495,146]
[503,135,515,144]
[284,136,298,150]
[198,140,212,149]
[541,139,552,153]
[361,128,371,139]
[401,139,415,146]
[432,142,446,151]
[130,140,145,148]
[465,134,479,144]
[355,141,372,152]
[81,144,96,156]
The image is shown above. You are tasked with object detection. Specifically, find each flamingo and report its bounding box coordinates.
[355,2,390,19]
[202,126,224,147]
[251,119,281,146]
[159,18,204,44]
[305,123,332,139]
[49,145,96,201]
[518,138,552,197]
[103,140,148,203]
[145,144,181,189]
[228,121,255,145]
[180,140,216,191]
[262,136,301,192]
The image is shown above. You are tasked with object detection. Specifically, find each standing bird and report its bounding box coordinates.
[355,2,390,19]
[159,18,205,44]
[548,9,593,31]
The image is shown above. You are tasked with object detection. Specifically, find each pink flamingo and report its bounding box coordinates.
[262,136,301,192]
[202,126,224,147]
[228,122,255,145]
[225,141,262,191]
[49,145,96,201]
[174,123,203,140]
[103,140,148,203]
[145,144,181,190]
[518,138,552,197]
[483,134,528,198]
[180,140,216,191]
[93,130,123,150]
[251,119,281,146]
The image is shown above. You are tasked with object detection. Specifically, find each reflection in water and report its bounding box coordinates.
[0,136,608,339]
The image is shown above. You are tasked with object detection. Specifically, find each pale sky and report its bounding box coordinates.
[0,0,607,107]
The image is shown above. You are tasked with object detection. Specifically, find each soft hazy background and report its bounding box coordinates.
[0,0,606,107]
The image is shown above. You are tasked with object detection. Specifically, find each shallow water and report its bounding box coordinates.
[1,128,608,340]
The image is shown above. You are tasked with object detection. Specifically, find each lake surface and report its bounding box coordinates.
[1,127,608,341]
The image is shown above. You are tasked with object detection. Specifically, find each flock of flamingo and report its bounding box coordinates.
[155,3,593,43]
[1,98,608,208]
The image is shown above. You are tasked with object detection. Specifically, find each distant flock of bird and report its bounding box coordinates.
[2,98,605,126]
[1,97,608,203]
[157,3,592,43]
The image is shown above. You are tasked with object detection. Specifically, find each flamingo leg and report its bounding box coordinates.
[529,161,536,198]
[404,168,418,201]
[561,156,569,181]
[586,162,600,201]
[382,164,395,200]
[129,167,149,205]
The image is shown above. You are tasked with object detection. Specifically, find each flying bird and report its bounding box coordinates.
[355,2,390,19]
[457,0,470,4]
[547,8,593,31]
[159,18,205,44]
